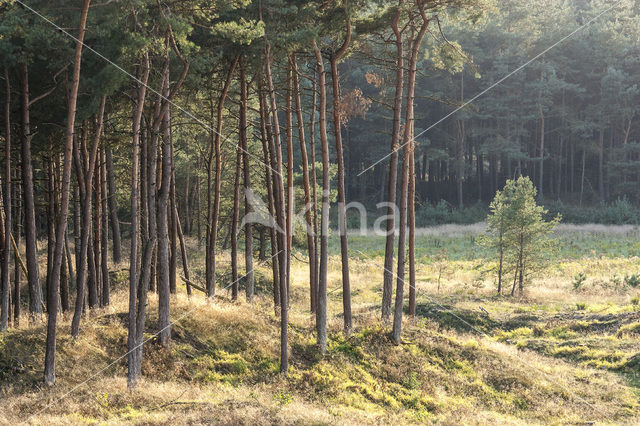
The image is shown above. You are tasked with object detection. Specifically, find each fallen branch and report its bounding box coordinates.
[180,276,206,294]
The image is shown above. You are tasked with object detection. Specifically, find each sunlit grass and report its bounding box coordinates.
[2,224,640,424]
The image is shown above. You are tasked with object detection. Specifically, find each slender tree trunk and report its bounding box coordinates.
[174,203,191,295]
[382,5,404,321]
[579,147,586,207]
[265,41,289,373]
[46,157,56,310]
[12,165,21,326]
[598,127,604,202]
[292,56,315,313]
[539,104,545,198]
[206,55,239,298]
[457,71,465,207]
[330,31,352,334]
[231,138,242,301]
[309,68,319,310]
[157,57,172,346]
[71,98,106,337]
[313,39,329,354]
[100,150,109,306]
[127,52,150,389]
[94,150,103,306]
[61,234,72,313]
[169,119,177,295]
[392,4,428,345]
[20,63,43,320]
[258,85,280,310]
[239,63,254,302]
[2,66,11,331]
[285,59,293,306]
[105,147,122,263]
[155,34,188,347]
[44,0,91,386]
[408,148,416,317]
[184,165,191,235]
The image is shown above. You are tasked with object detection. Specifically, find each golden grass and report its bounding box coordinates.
[2,229,640,424]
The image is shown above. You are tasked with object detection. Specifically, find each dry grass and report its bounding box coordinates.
[2,227,640,424]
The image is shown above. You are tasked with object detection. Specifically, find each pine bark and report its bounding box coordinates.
[258,85,280,309]
[206,55,239,298]
[313,39,329,354]
[2,66,11,331]
[408,148,416,317]
[330,16,352,333]
[239,63,254,302]
[20,62,43,319]
[127,51,150,389]
[382,4,404,321]
[105,147,122,263]
[44,0,91,386]
[292,56,316,313]
[231,136,242,301]
[71,98,106,338]
[392,4,429,345]
[100,150,109,306]
[155,33,189,347]
[265,41,289,373]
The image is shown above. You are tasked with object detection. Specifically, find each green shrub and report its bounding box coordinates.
[624,274,640,288]
[544,198,640,225]
[572,272,587,291]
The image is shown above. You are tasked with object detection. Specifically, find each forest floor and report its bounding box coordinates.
[2,224,640,424]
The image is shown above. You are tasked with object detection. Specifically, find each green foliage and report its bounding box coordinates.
[572,272,587,291]
[273,389,294,406]
[544,198,640,225]
[624,274,640,288]
[481,177,561,293]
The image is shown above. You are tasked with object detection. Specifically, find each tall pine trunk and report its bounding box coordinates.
[392,4,428,345]
[100,150,109,306]
[292,56,316,313]
[157,60,172,346]
[408,148,416,317]
[1,66,11,331]
[330,14,352,333]
[20,63,43,320]
[71,98,106,338]
[265,41,289,374]
[258,85,280,310]
[313,39,329,354]
[239,63,254,302]
[127,51,150,389]
[231,138,242,301]
[105,147,122,263]
[206,55,239,298]
[382,4,405,321]
[44,0,91,386]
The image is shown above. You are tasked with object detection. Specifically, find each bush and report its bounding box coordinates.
[624,274,640,288]
[544,198,640,225]
[573,272,587,291]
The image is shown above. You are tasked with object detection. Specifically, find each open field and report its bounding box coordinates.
[2,224,640,424]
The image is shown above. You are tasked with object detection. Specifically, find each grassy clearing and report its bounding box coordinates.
[1,224,640,424]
